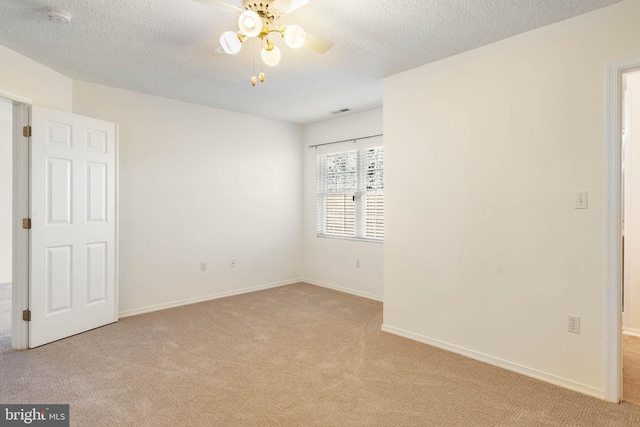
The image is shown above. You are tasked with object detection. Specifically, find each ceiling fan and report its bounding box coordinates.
[195,0,334,85]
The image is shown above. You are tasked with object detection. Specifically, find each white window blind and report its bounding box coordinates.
[326,193,355,236]
[364,147,384,239]
[317,146,384,242]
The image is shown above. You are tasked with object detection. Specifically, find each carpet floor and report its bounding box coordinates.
[0,282,10,353]
[624,334,640,405]
[2,282,640,426]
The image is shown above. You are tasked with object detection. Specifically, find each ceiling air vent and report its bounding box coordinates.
[331,108,351,115]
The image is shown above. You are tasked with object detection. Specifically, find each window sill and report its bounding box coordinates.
[317,234,384,244]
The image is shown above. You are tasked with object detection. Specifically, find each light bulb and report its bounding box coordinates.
[251,76,257,86]
[284,25,305,49]
[259,72,266,82]
[219,31,242,54]
[238,10,262,37]
[261,44,281,66]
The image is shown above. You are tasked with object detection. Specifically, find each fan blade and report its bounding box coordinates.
[193,0,243,14]
[304,31,333,53]
[270,0,311,15]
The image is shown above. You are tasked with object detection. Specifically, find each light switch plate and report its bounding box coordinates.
[574,191,588,209]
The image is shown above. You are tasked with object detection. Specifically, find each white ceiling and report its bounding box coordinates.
[0,0,622,124]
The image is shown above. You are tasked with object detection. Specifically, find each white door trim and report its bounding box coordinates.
[605,57,640,403]
[10,101,30,350]
[114,124,120,323]
[0,90,31,106]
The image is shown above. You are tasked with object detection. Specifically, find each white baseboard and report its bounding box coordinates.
[623,328,640,338]
[302,278,383,302]
[118,278,303,318]
[381,324,605,400]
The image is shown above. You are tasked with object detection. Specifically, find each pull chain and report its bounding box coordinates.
[251,38,257,86]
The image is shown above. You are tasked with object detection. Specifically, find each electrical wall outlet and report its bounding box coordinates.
[567,315,581,334]
[200,262,206,272]
[356,259,360,268]
[230,259,236,268]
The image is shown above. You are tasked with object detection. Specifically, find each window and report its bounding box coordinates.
[317,146,384,242]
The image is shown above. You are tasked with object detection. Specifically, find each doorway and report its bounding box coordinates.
[622,69,640,404]
[0,98,11,351]
[0,98,119,350]
[0,99,118,351]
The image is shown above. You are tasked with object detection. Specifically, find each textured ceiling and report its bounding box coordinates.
[0,0,622,124]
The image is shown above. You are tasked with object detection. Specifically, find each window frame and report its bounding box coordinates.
[316,144,384,243]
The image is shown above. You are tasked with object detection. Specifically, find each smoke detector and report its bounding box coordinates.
[47,10,71,24]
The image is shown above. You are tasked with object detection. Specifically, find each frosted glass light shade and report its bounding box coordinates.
[261,45,281,66]
[219,31,242,54]
[238,10,262,37]
[284,25,305,49]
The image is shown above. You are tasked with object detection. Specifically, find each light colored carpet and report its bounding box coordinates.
[0,282,10,352]
[624,334,640,405]
[1,282,640,426]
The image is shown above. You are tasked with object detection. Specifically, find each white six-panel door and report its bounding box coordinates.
[29,106,117,348]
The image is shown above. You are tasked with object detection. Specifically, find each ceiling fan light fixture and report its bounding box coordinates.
[261,44,281,66]
[205,0,331,84]
[238,10,262,37]
[284,24,305,49]
[219,31,243,54]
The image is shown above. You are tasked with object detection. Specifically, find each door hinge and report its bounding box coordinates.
[22,310,31,322]
[22,218,31,229]
[23,125,31,138]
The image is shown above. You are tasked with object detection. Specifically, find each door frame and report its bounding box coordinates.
[0,89,31,350]
[605,58,640,403]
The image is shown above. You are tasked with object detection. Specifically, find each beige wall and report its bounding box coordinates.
[0,45,72,111]
[73,81,303,315]
[302,108,384,300]
[0,44,304,315]
[383,0,640,398]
